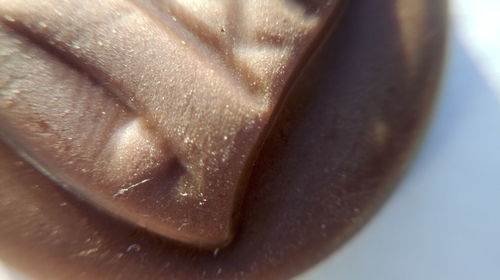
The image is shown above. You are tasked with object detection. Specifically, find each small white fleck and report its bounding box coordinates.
[113,178,152,198]
[78,247,99,256]
[126,243,141,253]
[70,42,81,49]
[213,248,220,257]
[177,222,189,231]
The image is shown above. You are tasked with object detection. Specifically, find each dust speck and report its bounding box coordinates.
[126,243,141,253]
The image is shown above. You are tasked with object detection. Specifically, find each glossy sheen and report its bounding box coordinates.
[0,0,447,279]
[0,0,342,248]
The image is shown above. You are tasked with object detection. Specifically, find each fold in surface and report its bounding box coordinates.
[0,0,344,247]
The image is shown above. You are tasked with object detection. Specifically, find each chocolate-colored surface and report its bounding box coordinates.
[0,0,343,248]
[0,0,446,279]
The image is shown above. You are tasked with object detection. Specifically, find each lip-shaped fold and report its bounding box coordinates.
[0,0,343,248]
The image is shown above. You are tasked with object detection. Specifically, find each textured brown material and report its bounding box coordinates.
[0,0,447,279]
[0,0,343,248]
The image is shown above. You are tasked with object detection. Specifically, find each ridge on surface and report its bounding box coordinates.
[0,0,342,248]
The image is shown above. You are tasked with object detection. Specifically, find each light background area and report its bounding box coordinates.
[1,0,499,279]
[302,0,500,279]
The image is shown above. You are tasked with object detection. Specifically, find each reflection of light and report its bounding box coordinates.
[0,263,9,280]
[372,120,389,147]
[395,1,426,74]
[454,0,500,101]
[0,262,28,280]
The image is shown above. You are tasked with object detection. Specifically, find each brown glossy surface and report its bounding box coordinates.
[0,0,447,279]
[0,0,343,248]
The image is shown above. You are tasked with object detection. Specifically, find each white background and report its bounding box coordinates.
[2,0,500,279]
[302,0,500,279]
